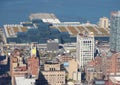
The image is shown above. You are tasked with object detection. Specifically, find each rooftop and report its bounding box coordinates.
[4,24,28,38]
[111,11,120,16]
[110,76,120,84]
[29,13,61,23]
[51,23,109,37]
[15,77,36,85]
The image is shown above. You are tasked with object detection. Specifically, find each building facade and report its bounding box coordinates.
[47,39,59,52]
[110,11,120,52]
[86,56,103,82]
[109,53,120,74]
[27,56,39,77]
[99,17,109,28]
[10,49,28,85]
[67,59,80,81]
[76,32,94,68]
[107,53,120,85]
[40,63,65,85]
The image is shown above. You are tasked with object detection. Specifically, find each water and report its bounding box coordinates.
[0,0,120,26]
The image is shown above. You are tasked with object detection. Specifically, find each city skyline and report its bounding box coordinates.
[0,0,120,85]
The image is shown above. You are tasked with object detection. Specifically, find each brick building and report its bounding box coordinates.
[27,56,39,77]
[10,49,27,85]
[86,56,103,82]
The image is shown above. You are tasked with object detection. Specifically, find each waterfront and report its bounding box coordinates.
[0,0,120,26]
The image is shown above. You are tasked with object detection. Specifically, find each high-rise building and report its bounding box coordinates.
[76,32,94,68]
[110,11,120,52]
[28,43,39,77]
[99,17,109,28]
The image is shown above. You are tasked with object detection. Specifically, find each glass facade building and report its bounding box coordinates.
[110,11,120,52]
[6,19,75,44]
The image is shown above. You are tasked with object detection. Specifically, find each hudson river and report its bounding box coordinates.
[0,0,120,26]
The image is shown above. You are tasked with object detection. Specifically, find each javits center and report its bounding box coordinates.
[3,13,109,44]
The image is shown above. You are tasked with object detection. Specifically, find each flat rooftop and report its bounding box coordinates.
[4,23,110,39]
[51,23,110,37]
[4,24,28,38]
[15,77,36,85]
[110,76,120,84]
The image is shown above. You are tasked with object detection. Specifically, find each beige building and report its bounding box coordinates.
[99,17,109,28]
[65,59,79,81]
[40,63,65,85]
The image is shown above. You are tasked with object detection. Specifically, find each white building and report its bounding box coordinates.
[15,77,36,85]
[76,32,94,68]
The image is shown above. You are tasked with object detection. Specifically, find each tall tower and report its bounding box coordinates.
[76,32,94,68]
[28,43,39,77]
[110,11,120,52]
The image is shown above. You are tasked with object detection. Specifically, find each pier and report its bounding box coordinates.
[29,13,61,24]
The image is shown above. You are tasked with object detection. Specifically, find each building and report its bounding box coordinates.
[106,52,120,85]
[98,17,109,28]
[99,52,120,84]
[39,63,65,85]
[10,49,28,85]
[10,48,39,85]
[101,56,111,79]
[3,20,73,44]
[51,22,110,37]
[76,32,94,68]
[110,11,120,52]
[66,59,80,81]
[58,55,73,62]
[108,76,120,85]
[27,56,39,77]
[109,53,120,74]
[86,56,103,82]
[14,77,36,85]
[27,43,39,77]
[47,39,59,52]
[31,43,37,57]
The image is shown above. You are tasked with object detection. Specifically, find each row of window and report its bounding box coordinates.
[45,74,64,76]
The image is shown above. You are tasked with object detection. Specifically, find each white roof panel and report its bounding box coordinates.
[15,77,35,85]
